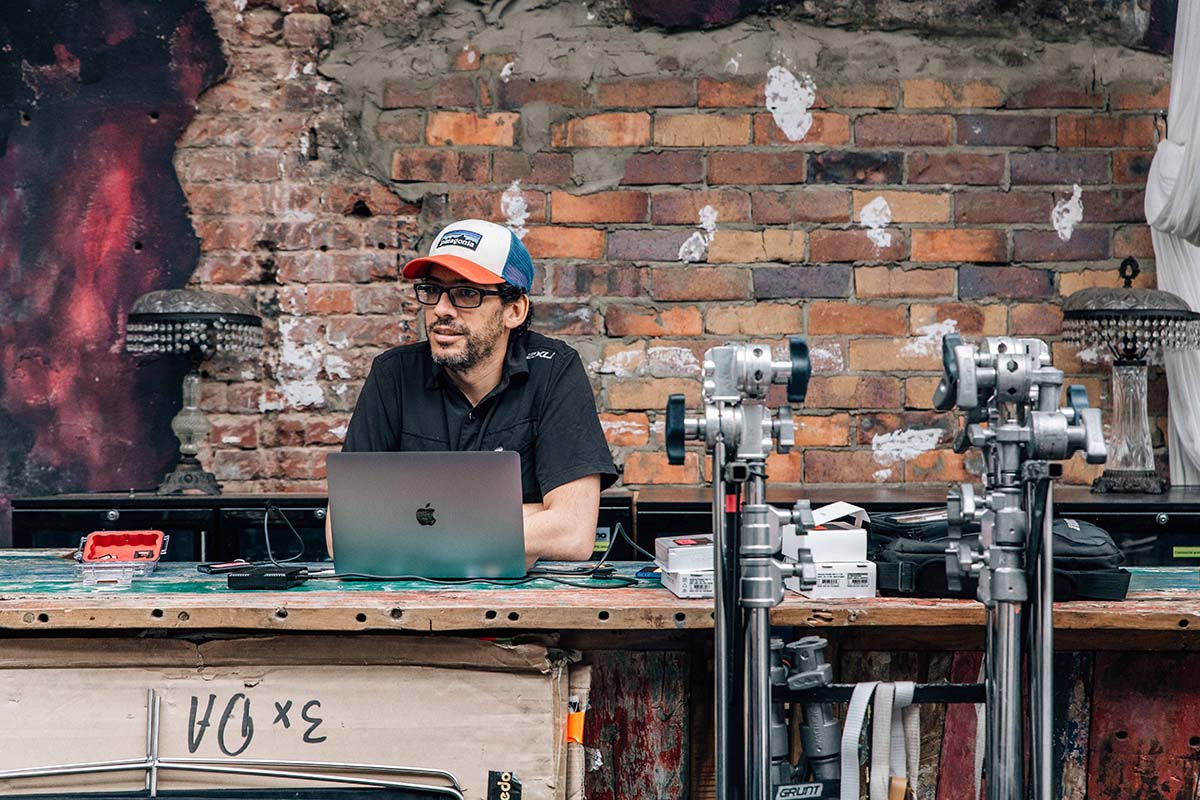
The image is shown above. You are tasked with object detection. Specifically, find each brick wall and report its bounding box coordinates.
[184,0,1172,492]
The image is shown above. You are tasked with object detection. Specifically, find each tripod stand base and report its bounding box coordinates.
[1091,469,1167,494]
[158,460,221,495]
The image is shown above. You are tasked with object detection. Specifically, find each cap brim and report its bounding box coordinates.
[402,254,505,285]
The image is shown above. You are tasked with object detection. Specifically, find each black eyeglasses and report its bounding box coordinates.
[413,283,504,309]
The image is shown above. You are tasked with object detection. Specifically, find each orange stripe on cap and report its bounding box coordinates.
[402,254,506,285]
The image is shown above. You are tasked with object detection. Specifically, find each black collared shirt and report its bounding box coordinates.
[342,330,618,503]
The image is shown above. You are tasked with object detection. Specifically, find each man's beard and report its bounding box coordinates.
[429,309,506,372]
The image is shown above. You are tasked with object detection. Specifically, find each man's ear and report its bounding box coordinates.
[504,295,530,330]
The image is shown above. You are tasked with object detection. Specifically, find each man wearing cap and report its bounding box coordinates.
[326,219,618,566]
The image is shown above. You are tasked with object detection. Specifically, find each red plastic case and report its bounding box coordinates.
[81,530,165,562]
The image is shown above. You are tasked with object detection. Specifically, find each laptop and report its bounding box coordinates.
[326,451,526,579]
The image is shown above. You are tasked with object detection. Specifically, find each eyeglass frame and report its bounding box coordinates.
[412,282,506,309]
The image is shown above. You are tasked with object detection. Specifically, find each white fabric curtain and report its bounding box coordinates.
[1146,0,1200,483]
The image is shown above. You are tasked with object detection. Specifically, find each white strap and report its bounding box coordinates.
[889,681,915,781]
[869,682,895,800]
[840,682,878,800]
[902,705,921,790]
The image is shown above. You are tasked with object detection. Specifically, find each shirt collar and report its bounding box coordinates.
[424,330,530,391]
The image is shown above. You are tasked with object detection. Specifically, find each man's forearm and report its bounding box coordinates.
[522,502,597,563]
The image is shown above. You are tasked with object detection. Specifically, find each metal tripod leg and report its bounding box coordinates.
[713,437,737,800]
[1030,481,1054,800]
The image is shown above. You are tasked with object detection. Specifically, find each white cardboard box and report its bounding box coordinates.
[654,535,714,573]
[794,561,877,599]
[656,563,714,598]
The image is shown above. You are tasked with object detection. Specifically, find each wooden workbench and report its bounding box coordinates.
[4,550,1200,798]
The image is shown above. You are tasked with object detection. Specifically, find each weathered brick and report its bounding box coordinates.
[608,378,700,410]
[908,153,1005,185]
[708,152,807,184]
[531,302,600,335]
[908,450,979,483]
[1057,115,1156,148]
[904,376,943,410]
[592,341,646,378]
[855,114,953,146]
[383,76,476,108]
[910,303,1006,336]
[607,229,693,261]
[448,188,547,222]
[809,230,905,263]
[1111,82,1172,110]
[1005,82,1104,109]
[552,112,651,147]
[651,190,750,224]
[553,264,646,297]
[210,415,259,449]
[912,229,1006,263]
[748,190,844,225]
[808,302,906,335]
[598,78,696,108]
[697,76,762,107]
[959,266,1054,299]
[194,219,261,250]
[1010,152,1109,185]
[550,190,648,223]
[655,114,752,147]
[390,149,489,183]
[1113,151,1155,184]
[452,44,480,71]
[752,112,851,145]
[856,267,955,298]
[499,78,590,109]
[956,114,1053,146]
[848,338,940,371]
[599,413,650,447]
[305,284,354,314]
[281,13,331,49]
[621,151,704,185]
[212,450,271,481]
[806,376,902,409]
[493,151,573,185]
[791,414,853,447]
[809,151,903,185]
[325,184,413,217]
[374,110,424,143]
[763,451,803,483]
[1013,229,1110,262]
[425,111,518,146]
[706,303,804,335]
[1010,303,1064,335]
[1114,225,1154,258]
[622,450,701,484]
[1059,267,1154,294]
[852,191,950,223]
[955,191,1054,224]
[352,284,410,315]
[815,82,900,109]
[1080,189,1146,223]
[521,226,605,259]
[605,305,703,336]
[805,450,901,483]
[651,267,751,300]
[856,412,956,446]
[753,266,852,299]
[707,230,806,263]
[903,79,1003,109]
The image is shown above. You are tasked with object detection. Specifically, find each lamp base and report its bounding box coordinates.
[158,458,221,496]
[1091,469,1168,494]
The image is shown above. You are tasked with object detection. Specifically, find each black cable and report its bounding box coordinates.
[262,503,307,565]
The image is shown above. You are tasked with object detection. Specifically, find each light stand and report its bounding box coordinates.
[663,336,816,800]
[933,334,1106,800]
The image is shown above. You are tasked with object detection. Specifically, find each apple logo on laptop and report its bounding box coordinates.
[415,503,437,526]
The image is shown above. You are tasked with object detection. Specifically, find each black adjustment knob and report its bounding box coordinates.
[932,333,964,411]
[665,394,686,466]
[787,336,811,403]
[1066,384,1089,423]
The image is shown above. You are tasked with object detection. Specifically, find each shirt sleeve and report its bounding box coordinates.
[534,351,619,495]
[342,356,402,452]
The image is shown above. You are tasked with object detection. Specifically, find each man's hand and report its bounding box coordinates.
[522,474,601,564]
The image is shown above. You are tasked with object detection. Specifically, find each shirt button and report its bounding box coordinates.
[467,412,474,421]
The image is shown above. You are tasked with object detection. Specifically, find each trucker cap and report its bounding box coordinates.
[402,219,533,293]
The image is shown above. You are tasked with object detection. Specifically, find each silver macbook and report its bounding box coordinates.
[326,451,526,579]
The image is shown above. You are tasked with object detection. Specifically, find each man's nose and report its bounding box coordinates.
[432,290,458,317]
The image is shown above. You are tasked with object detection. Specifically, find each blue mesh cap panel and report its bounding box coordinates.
[500,229,534,292]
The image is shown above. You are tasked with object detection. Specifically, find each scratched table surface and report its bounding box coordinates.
[3,550,1200,643]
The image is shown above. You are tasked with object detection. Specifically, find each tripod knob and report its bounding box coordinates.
[932,333,963,411]
[665,394,687,466]
[1066,384,1089,423]
[787,336,810,403]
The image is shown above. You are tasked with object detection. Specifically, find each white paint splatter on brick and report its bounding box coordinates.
[1052,184,1084,242]
[275,317,325,410]
[323,353,352,380]
[501,180,529,239]
[1077,347,1099,364]
[286,59,300,80]
[647,346,700,376]
[872,428,943,465]
[500,61,515,82]
[328,423,348,441]
[679,204,718,263]
[303,62,315,75]
[589,349,643,378]
[860,195,893,249]
[809,344,843,373]
[902,319,959,357]
[601,419,646,437]
[297,132,310,160]
[764,66,816,142]
[725,52,742,74]
[873,468,893,482]
[221,435,244,445]
[332,383,348,397]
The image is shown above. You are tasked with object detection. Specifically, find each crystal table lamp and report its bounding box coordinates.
[1063,257,1200,493]
[125,290,263,494]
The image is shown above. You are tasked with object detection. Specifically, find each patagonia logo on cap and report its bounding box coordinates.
[437,229,482,251]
